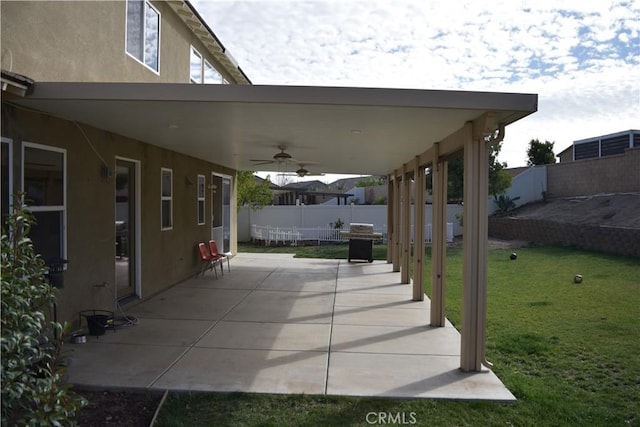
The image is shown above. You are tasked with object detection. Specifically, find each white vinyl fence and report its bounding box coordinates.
[250,223,453,246]
[239,204,462,242]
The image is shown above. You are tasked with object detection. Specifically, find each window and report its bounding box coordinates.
[161,168,172,230]
[126,0,160,72]
[197,174,205,225]
[190,45,224,83]
[22,143,66,262]
[204,59,223,84]
[190,47,202,83]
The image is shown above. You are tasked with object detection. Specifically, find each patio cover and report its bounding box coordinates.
[8,82,538,371]
[8,83,536,176]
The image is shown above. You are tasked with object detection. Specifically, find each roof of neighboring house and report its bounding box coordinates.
[504,166,529,178]
[557,144,573,157]
[283,180,328,191]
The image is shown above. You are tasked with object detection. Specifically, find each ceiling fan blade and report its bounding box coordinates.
[250,159,275,165]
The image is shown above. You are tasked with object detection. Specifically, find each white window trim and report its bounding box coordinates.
[21,141,67,261]
[161,168,173,231]
[197,174,206,225]
[1,137,12,215]
[125,0,161,75]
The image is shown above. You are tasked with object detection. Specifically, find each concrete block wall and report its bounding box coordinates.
[489,217,640,258]
[546,147,640,198]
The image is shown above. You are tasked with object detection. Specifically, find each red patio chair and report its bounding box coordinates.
[208,240,230,273]
[198,242,222,278]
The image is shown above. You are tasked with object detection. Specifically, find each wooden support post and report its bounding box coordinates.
[401,165,411,284]
[431,144,448,326]
[386,176,394,264]
[460,124,489,372]
[412,160,425,301]
[392,172,401,272]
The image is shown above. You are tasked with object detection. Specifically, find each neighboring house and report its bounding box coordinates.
[1,0,250,323]
[557,129,639,162]
[272,181,353,205]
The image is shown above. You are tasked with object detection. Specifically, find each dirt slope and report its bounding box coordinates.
[508,193,640,229]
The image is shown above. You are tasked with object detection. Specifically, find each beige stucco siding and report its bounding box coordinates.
[2,102,236,324]
[1,1,239,84]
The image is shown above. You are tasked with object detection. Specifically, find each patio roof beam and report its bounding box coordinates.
[389,112,501,179]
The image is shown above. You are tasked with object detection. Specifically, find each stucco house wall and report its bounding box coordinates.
[1,1,245,324]
[0,1,243,84]
[2,103,234,322]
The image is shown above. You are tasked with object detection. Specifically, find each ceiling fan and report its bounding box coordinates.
[250,144,296,166]
[279,164,325,178]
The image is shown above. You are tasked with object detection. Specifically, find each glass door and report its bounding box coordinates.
[211,174,231,253]
[115,159,137,300]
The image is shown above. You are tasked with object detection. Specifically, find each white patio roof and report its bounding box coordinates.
[12,83,537,176]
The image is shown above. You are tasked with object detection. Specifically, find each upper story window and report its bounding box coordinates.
[190,46,225,83]
[126,0,160,73]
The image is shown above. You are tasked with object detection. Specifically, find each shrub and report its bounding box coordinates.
[1,195,86,426]
[493,193,521,214]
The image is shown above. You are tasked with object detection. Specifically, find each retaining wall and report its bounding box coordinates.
[546,147,640,198]
[489,217,640,258]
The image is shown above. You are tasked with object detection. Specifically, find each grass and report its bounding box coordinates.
[156,243,640,426]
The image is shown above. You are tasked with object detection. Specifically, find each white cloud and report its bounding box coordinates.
[193,0,639,168]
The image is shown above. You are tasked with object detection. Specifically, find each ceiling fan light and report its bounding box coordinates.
[273,152,292,161]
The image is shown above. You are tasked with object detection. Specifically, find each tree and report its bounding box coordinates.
[438,140,512,201]
[527,139,557,165]
[237,171,273,211]
[1,195,86,425]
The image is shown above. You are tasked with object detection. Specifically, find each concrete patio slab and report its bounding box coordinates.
[197,321,331,351]
[179,270,269,290]
[90,318,214,347]
[128,286,250,320]
[223,290,335,324]
[333,305,431,327]
[257,270,337,292]
[66,342,187,388]
[151,348,328,394]
[327,352,514,400]
[330,324,460,355]
[334,291,428,309]
[66,253,515,401]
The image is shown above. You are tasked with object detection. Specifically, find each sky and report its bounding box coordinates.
[192,0,639,182]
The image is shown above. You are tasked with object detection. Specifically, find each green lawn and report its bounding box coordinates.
[156,244,640,427]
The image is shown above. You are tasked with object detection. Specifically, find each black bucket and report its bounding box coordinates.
[85,314,110,336]
[80,310,113,336]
